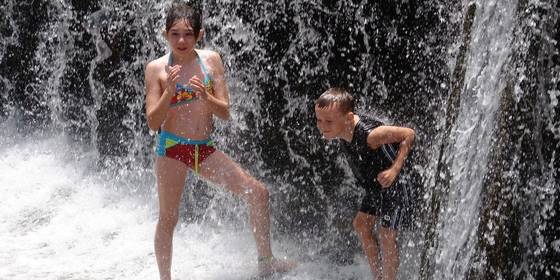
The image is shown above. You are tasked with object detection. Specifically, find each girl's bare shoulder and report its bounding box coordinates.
[197,49,222,64]
[145,54,169,73]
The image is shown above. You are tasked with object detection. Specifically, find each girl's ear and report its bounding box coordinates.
[197,29,205,42]
[161,28,167,40]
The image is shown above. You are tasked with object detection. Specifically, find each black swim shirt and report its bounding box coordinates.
[340,115,399,190]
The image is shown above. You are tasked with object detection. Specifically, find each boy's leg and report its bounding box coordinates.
[353,211,381,279]
[198,150,296,274]
[154,157,189,280]
[378,181,406,280]
[379,226,399,280]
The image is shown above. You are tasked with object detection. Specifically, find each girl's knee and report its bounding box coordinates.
[245,178,269,202]
[158,212,179,230]
[254,184,270,204]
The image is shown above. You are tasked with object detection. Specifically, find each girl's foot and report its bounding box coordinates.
[257,256,298,277]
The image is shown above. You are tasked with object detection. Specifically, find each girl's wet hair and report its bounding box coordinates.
[315,87,355,113]
[165,2,202,36]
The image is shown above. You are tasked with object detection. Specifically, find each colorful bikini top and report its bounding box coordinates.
[168,51,213,107]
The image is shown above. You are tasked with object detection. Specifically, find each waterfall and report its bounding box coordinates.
[433,0,518,278]
[423,0,560,279]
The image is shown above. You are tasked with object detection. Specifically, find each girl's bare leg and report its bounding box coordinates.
[154,157,188,280]
[199,150,296,275]
[200,150,272,256]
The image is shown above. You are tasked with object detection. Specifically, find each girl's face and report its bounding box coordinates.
[315,104,352,140]
[165,19,200,54]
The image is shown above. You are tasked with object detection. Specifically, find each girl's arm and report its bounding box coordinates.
[145,61,180,131]
[190,51,230,120]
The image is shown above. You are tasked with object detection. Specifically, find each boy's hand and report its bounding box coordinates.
[377,167,399,188]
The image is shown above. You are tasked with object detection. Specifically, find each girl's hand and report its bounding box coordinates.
[166,65,181,95]
[377,167,399,188]
[189,75,209,100]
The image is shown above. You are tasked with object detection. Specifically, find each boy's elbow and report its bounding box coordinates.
[407,128,416,142]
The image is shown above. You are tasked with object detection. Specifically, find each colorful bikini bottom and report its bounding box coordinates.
[156,130,216,173]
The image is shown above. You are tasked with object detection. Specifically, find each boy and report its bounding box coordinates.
[314,87,415,280]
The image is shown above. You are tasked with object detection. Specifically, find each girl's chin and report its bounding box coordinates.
[175,48,190,53]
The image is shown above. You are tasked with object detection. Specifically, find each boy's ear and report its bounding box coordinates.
[346,111,354,121]
[161,28,167,39]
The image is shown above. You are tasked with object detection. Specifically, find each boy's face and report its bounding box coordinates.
[314,103,351,140]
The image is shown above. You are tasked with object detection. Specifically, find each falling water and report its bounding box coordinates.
[433,0,518,278]
[423,0,560,279]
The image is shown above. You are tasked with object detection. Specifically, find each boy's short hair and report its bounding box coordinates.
[315,87,354,113]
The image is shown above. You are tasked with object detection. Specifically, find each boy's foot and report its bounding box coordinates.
[257,256,298,277]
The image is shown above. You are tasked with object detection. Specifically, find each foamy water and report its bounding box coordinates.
[0,134,372,280]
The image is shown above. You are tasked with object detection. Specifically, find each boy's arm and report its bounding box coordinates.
[367,125,415,188]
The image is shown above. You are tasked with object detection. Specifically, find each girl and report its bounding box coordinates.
[144,3,296,279]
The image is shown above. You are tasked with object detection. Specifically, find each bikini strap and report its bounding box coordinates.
[195,53,212,85]
[168,51,212,85]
